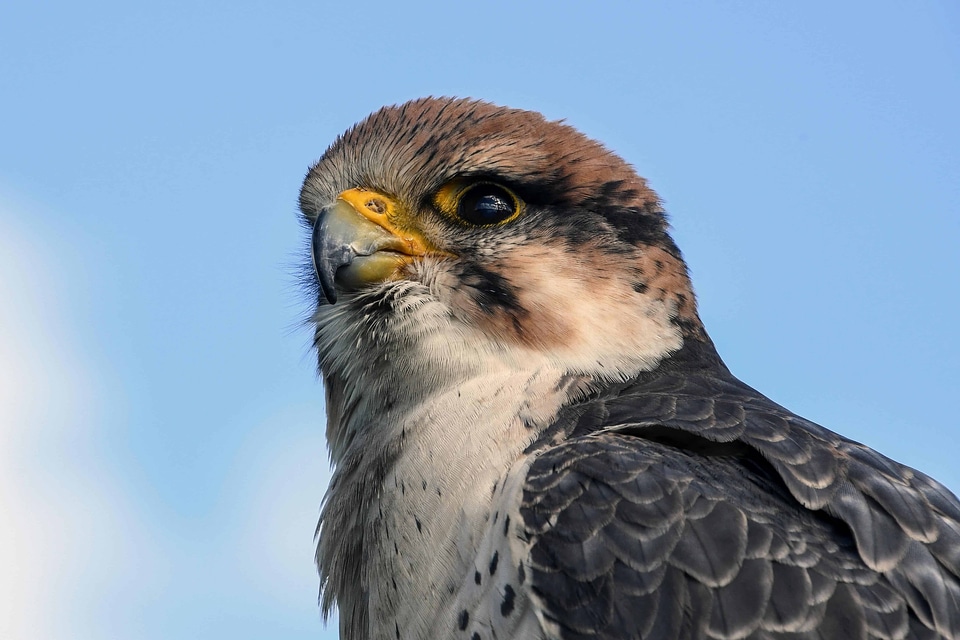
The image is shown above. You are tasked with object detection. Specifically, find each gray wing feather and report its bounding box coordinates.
[519,370,960,639]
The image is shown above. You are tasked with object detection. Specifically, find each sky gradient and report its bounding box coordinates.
[1,2,958,638]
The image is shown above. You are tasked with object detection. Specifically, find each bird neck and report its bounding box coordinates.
[317,360,575,639]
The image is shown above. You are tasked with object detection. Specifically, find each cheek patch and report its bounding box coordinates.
[431,238,686,379]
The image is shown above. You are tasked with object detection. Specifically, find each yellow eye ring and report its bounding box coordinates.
[434,180,523,227]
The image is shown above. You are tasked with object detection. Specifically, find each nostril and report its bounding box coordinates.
[365,198,387,215]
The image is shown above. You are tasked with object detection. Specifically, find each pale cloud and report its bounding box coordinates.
[0,196,166,640]
[227,411,333,615]
[0,191,337,638]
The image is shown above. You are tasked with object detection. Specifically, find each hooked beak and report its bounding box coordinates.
[311,189,434,304]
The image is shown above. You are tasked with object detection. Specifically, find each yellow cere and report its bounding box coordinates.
[336,187,453,258]
[338,187,405,229]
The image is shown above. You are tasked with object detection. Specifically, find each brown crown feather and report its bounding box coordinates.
[300,97,704,339]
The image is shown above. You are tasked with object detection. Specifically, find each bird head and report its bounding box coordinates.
[300,98,708,451]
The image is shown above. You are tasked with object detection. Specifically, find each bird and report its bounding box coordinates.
[299,97,960,640]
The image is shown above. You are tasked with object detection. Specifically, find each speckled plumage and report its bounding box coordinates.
[300,98,960,639]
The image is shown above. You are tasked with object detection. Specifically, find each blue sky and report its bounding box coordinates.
[1,2,958,638]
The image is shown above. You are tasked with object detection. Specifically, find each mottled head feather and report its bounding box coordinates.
[301,97,705,344]
[301,97,660,222]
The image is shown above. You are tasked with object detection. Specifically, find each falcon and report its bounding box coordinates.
[299,97,960,639]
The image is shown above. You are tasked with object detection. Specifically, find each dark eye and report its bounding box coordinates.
[455,183,520,226]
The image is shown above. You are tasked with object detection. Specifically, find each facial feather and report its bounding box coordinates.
[302,97,699,414]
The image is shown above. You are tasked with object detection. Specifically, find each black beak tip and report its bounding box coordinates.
[312,211,345,305]
[317,271,338,305]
